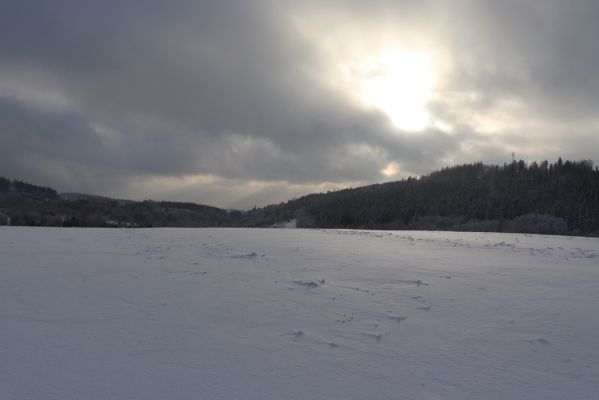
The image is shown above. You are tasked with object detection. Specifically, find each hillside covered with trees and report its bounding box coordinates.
[0,178,233,228]
[241,159,599,236]
[1,159,598,235]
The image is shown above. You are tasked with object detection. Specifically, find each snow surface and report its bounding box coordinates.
[1,227,598,400]
[270,218,297,229]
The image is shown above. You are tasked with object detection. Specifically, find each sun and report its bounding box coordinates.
[342,48,437,131]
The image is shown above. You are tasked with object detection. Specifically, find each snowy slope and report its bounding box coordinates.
[1,227,598,400]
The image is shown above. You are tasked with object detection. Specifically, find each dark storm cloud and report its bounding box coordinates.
[0,0,597,206]
[0,98,103,166]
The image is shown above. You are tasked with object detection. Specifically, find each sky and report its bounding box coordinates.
[1,0,598,209]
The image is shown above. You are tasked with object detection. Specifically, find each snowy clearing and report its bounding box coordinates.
[1,227,598,400]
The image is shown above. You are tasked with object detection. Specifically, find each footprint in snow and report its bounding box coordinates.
[386,315,406,323]
[529,338,551,345]
[281,330,305,341]
[396,280,429,287]
[336,314,354,323]
[363,332,384,343]
[342,286,369,293]
[232,252,259,259]
[293,279,325,288]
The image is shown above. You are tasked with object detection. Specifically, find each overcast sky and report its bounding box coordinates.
[1,0,598,208]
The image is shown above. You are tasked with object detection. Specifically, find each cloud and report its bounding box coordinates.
[0,0,597,208]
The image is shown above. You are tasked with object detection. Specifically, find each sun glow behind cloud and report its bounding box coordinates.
[381,161,400,177]
[341,48,438,131]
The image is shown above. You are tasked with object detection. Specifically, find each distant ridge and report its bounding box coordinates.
[0,177,231,228]
[1,159,598,236]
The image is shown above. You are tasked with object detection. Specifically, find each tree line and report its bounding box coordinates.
[1,159,598,235]
[240,159,599,236]
[0,177,57,198]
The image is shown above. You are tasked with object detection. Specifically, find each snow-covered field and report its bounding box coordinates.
[2,227,598,400]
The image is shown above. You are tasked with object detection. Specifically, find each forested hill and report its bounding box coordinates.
[0,177,57,198]
[0,177,232,228]
[241,159,599,236]
[1,159,598,235]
